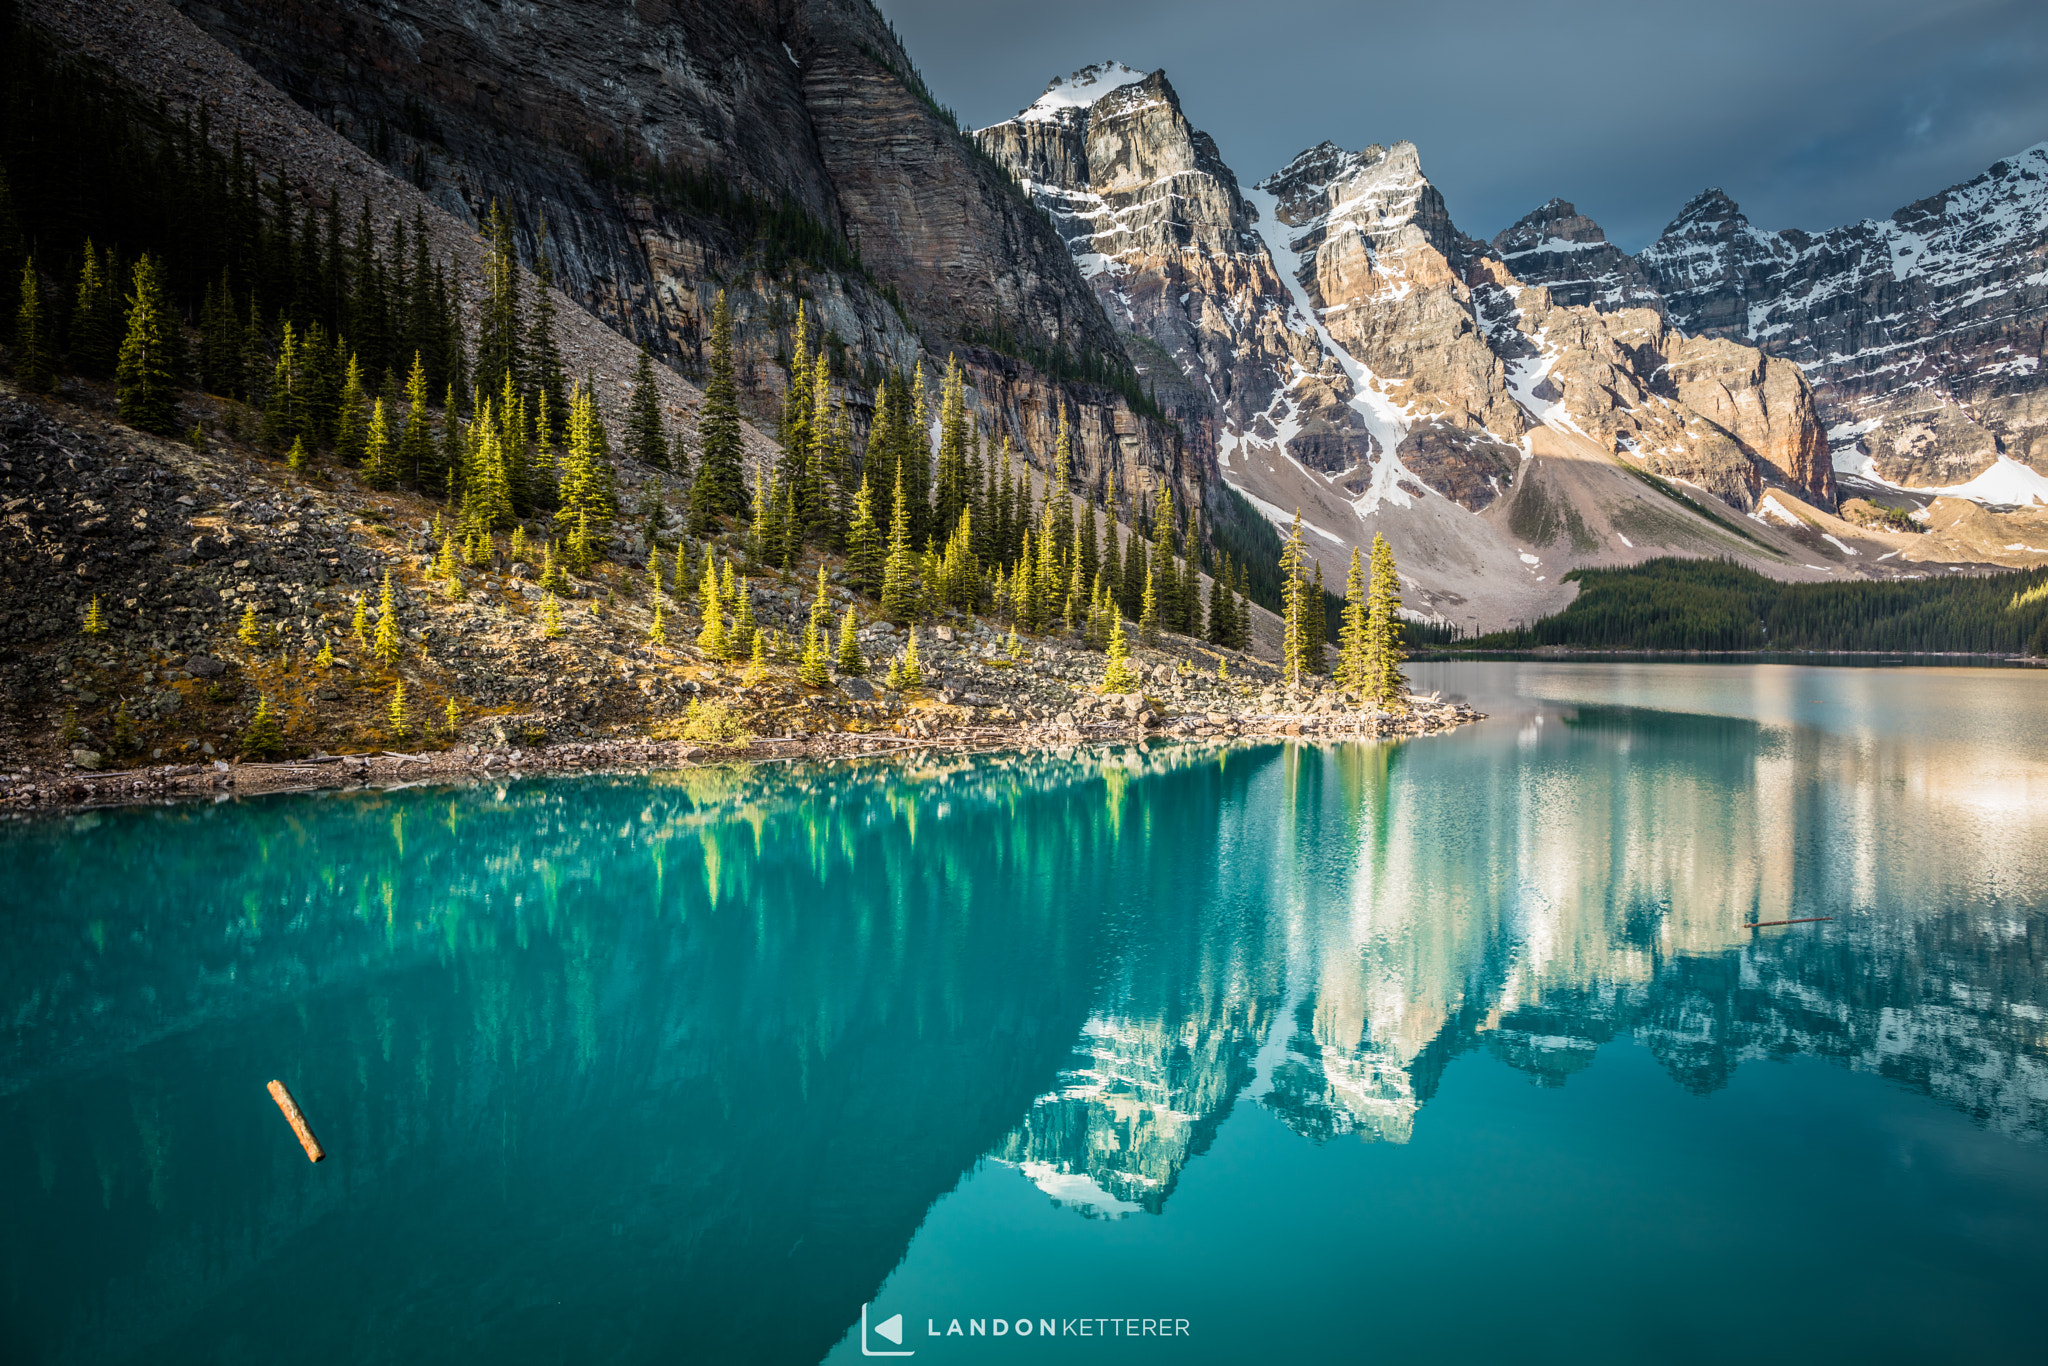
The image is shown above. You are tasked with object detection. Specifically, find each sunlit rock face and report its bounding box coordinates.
[977,64,1315,483]
[1508,146,2048,493]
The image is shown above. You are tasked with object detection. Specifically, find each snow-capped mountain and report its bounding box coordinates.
[1507,146,2048,502]
[982,75,1871,627]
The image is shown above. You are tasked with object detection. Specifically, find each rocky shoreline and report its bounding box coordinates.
[0,693,1483,813]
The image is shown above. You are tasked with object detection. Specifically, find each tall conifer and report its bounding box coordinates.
[115,255,178,434]
[627,347,669,469]
[880,460,917,624]
[1366,532,1408,711]
[13,258,51,393]
[1337,546,1369,690]
[690,290,745,531]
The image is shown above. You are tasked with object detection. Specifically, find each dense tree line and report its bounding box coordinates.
[1469,558,2048,656]
[713,305,1257,648]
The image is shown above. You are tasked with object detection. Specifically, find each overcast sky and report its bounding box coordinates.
[875,0,2048,250]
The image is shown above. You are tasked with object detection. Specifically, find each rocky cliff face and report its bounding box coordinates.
[976,64,1309,504]
[1507,145,2048,498]
[981,64,1856,627]
[1489,199,1663,313]
[156,0,1189,512]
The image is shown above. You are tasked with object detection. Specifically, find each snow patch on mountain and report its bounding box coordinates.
[1013,60,1149,124]
[1239,184,1423,517]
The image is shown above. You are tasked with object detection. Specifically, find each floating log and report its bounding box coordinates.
[1747,917,1834,929]
[267,1080,325,1162]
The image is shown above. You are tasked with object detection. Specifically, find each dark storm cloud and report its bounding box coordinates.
[876,0,2048,249]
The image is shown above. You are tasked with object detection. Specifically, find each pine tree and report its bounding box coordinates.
[362,397,396,488]
[81,596,106,636]
[556,382,615,552]
[1121,519,1146,621]
[1336,546,1369,691]
[527,216,568,439]
[1210,553,1231,648]
[1052,406,1075,567]
[935,355,972,533]
[387,680,412,739]
[744,632,768,686]
[300,322,340,447]
[1102,615,1139,693]
[443,697,462,738]
[1279,510,1309,687]
[335,354,368,463]
[352,592,369,645]
[1366,531,1409,711]
[473,200,522,404]
[238,603,262,647]
[115,255,179,434]
[399,353,435,489]
[799,567,832,686]
[627,347,669,469]
[1151,485,1178,633]
[898,628,924,689]
[542,591,564,638]
[879,460,918,624]
[697,557,727,658]
[315,641,336,669]
[779,302,813,503]
[261,318,299,450]
[1308,559,1328,673]
[690,289,745,530]
[13,257,51,393]
[441,382,466,498]
[845,473,883,595]
[241,694,284,758]
[373,569,402,667]
[807,353,845,548]
[435,533,463,597]
[73,243,123,378]
[1103,520,1124,618]
[1139,561,1160,646]
[727,572,757,663]
[837,604,866,676]
[649,597,667,644]
[286,435,308,472]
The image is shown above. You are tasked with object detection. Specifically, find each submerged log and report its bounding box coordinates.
[267,1080,325,1162]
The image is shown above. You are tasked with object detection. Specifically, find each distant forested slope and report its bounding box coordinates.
[1466,559,2048,655]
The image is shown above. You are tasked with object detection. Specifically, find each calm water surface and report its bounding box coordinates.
[4,662,2046,1365]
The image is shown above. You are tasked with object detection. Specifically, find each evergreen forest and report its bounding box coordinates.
[1464,558,2048,656]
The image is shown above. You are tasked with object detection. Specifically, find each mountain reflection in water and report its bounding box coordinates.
[2,663,2043,1364]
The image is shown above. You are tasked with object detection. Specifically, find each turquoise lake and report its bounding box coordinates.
[4,661,2046,1364]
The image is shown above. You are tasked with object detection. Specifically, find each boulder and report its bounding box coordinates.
[184,655,227,677]
[70,748,102,770]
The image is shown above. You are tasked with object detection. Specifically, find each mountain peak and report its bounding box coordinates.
[1661,187,1747,238]
[1016,61,1153,124]
[1492,198,1611,256]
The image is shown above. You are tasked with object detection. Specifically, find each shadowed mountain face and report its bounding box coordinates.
[133,0,1190,515]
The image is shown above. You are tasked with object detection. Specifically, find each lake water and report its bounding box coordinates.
[4,662,2046,1365]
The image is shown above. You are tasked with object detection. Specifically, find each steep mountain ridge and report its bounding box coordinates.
[983,72,1867,628]
[1505,145,2048,502]
[151,0,1197,520]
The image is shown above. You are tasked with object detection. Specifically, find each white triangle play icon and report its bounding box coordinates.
[874,1314,904,1345]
